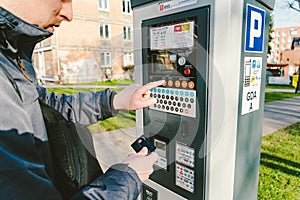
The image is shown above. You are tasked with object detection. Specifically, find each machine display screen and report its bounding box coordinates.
[151,50,177,73]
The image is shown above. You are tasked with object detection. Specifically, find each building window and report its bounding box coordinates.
[123,26,132,40]
[282,31,286,36]
[124,52,134,66]
[98,0,109,11]
[100,24,111,39]
[101,52,111,67]
[122,0,131,14]
[290,28,297,36]
[282,37,286,42]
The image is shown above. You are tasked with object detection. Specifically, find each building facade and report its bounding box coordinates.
[268,26,300,77]
[33,0,134,84]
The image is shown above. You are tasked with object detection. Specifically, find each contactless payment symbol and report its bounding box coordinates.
[245,4,265,53]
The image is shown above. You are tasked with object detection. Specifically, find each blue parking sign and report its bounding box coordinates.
[245,4,265,53]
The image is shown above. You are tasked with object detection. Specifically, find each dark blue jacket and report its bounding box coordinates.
[0,7,141,200]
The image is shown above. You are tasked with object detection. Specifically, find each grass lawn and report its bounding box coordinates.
[265,92,300,103]
[265,85,295,90]
[258,122,300,200]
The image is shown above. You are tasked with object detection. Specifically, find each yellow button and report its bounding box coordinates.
[188,81,195,89]
[175,80,181,88]
[168,80,173,87]
[182,81,187,88]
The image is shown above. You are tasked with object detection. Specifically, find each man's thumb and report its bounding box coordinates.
[138,147,148,155]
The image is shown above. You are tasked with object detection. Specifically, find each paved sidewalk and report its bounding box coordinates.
[262,96,300,136]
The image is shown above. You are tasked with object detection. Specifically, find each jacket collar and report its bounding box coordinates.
[0,7,53,56]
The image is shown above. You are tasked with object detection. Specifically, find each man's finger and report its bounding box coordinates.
[139,80,166,93]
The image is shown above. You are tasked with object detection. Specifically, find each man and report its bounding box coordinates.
[0,0,164,199]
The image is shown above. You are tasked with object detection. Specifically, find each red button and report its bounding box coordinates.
[184,68,191,75]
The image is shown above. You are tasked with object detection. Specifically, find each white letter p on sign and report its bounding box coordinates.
[249,10,262,48]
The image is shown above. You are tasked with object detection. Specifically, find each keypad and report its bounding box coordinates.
[150,87,196,118]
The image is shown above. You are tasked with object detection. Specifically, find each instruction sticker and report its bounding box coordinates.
[150,21,194,50]
[241,57,262,115]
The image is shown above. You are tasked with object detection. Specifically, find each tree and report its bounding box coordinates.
[287,0,300,11]
[268,15,274,55]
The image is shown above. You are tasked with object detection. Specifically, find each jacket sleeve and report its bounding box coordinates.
[36,86,119,125]
[71,164,143,200]
[0,129,64,200]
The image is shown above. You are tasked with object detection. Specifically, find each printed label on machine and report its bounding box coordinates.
[241,57,262,115]
[175,142,195,193]
[158,0,198,13]
[150,21,194,50]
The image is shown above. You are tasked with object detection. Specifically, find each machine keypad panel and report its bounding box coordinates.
[150,87,196,118]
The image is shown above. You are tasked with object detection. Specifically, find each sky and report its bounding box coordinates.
[272,0,300,28]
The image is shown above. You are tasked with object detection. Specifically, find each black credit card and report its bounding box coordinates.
[131,135,156,154]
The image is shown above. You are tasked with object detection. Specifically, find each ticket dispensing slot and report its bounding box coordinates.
[142,7,209,200]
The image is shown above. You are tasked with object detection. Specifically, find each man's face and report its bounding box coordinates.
[20,0,73,32]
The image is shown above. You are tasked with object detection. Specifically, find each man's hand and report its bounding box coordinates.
[122,147,158,182]
[113,80,165,110]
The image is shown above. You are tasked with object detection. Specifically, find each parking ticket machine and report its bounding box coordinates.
[131,0,274,199]
[141,7,208,200]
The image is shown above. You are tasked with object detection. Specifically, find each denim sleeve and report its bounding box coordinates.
[71,164,142,200]
[36,86,119,125]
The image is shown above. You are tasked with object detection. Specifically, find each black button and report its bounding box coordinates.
[168,101,172,105]
[166,95,169,100]
[177,102,181,107]
[164,100,167,104]
[187,104,191,108]
[154,104,157,107]
[160,100,163,104]
[175,108,179,112]
[180,108,183,113]
[158,94,161,98]
[162,105,165,109]
[166,106,169,110]
[154,94,157,98]
[150,93,153,97]
[162,95,165,99]
[170,107,174,111]
[158,105,161,109]
[190,98,194,103]
[173,102,176,106]
[182,103,186,108]
[185,98,189,102]
[175,97,179,101]
[171,96,174,100]
[180,97,184,102]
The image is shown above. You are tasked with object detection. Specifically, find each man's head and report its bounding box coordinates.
[0,0,73,32]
